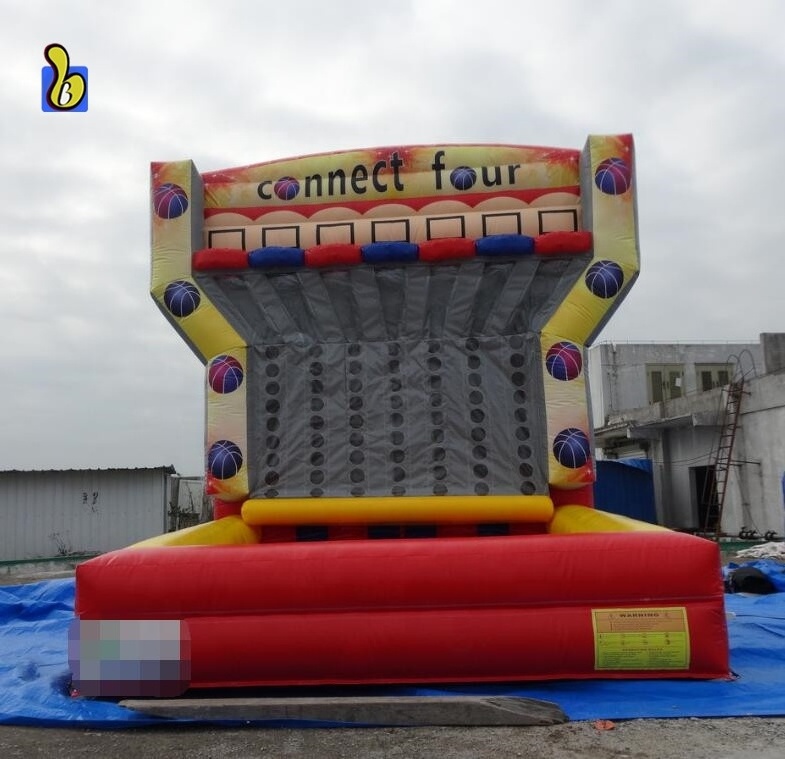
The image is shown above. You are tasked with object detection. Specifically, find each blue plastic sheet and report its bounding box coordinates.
[2,577,785,727]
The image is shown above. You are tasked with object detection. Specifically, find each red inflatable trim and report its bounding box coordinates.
[418,238,477,262]
[76,531,729,687]
[304,243,362,267]
[192,248,249,270]
[534,231,593,255]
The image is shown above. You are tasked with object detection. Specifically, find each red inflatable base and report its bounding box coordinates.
[74,531,729,690]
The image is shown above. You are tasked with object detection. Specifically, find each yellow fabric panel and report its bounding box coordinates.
[129,516,260,547]
[549,505,668,534]
[241,495,553,526]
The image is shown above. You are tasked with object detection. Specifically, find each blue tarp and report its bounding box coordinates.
[2,576,785,727]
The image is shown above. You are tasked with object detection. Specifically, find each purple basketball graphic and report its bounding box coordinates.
[153,183,189,219]
[546,342,583,381]
[163,280,200,317]
[594,157,631,195]
[553,428,591,469]
[208,355,244,393]
[208,440,243,479]
[274,176,300,201]
[449,166,477,191]
[585,260,624,298]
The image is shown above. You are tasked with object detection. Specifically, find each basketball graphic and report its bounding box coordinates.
[585,260,624,298]
[553,428,591,468]
[449,166,477,191]
[163,280,200,317]
[208,440,243,479]
[208,355,244,394]
[153,183,189,219]
[594,157,631,195]
[546,342,583,381]
[274,176,300,200]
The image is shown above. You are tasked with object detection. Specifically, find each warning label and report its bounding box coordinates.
[592,607,690,670]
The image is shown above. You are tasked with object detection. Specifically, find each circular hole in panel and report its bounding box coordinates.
[509,335,524,349]
[310,470,325,484]
[471,427,486,442]
[349,432,364,447]
[473,464,488,478]
[433,483,448,495]
[514,390,526,404]
[429,375,442,390]
[474,482,490,495]
[266,453,280,467]
[521,481,536,495]
[310,415,324,430]
[349,449,365,465]
[430,393,443,407]
[433,465,447,480]
[349,414,364,429]
[391,485,406,496]
[265,364,280,377]
[351,486,365,496]
[349,378,363,393]
[512,372,526,386]
[309,362,323,376]
[311,397,324,412]
[349,396,363,410]
[472,445,487,459]
[468,373,482,387]
[350,468,365,483]
[510,353,525,368]
[390,449,405,463]
[518,445,532,459]
[308,345,323,357]
[465,338,479,351]
[388,343,401,356]
[431,410,445,426]
[266,418,280,431]
[428,340,441,353]
[266,399,280,414]
[515,408,527,423]
[266,435,280,450]
[390,395,403,410]
[265,347,280,359]
[519,463,534,477]
[392,466,406,482]
[469,390,484,405]
[516,427,530,441]
[311,433,325,448]
[265,488,279,498]
[390,431,404,445]
[468,355,481,370]
[310,488,324,497]
[432,447,446,462]
[427,357,442,371]
[266,382,280,395]
[310,452,325,466]
[390,412,404,427]
[388,359,400,373]
[470,408,485,423]
[348,343,362,356]
[348,360,362,374]
[311,379,324,394]
[431,429,444,443]
[265,471,279,485]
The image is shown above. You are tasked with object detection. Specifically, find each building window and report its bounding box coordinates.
[696,364,731,392]
[647,364,684,403]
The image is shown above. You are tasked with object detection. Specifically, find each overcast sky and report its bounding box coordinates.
[1,0,783,475]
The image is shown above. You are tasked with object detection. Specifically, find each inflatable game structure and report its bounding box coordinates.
[69,135,730,697]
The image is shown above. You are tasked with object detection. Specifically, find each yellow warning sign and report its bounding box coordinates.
[592,607,690,670]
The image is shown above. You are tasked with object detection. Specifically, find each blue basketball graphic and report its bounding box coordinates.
[585,260,624,298]
[546,342,583,381]
[274,176,300,200]
[163,280,200,317]
[449,166,477,191]
[208,440,243,479]
[594,157,631,195]
[208,355,244,393]
[153,183,189,219]
[553,428,591,468]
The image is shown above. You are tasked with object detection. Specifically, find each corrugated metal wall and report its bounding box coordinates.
[0,469,172,561]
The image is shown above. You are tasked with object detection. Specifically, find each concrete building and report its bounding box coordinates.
[0,467,205,562]
[589,334,785,538]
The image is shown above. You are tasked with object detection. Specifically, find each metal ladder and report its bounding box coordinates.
[705,378,745,538]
